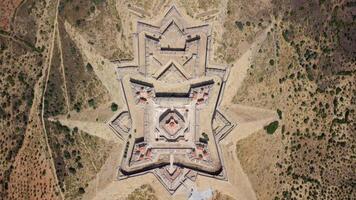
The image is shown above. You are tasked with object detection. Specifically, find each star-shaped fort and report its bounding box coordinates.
[109,5,234,193]
[53,4,278,199]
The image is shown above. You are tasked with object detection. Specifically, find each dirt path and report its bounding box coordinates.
[195,133,259,200]
[196,132,257,198]
[0,31,41,52]
[82,142,122,200]
[75,131,101,196]
[221,104,278,143]
[211,0,229,61]
[49,117,119,141]
[194,103,278,200]
[10,0,26,31]
[221,24,273,107]
[63,21,125,108]
[56,23,71,112]
[40,0,65,198]
[78,133,98,171]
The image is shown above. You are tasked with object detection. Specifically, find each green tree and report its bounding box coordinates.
[264,121,279,134]
[111,102,118,112]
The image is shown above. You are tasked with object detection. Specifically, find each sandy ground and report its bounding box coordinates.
[221,24,272,107]
[221,104,278,142]
[64,101,114,123]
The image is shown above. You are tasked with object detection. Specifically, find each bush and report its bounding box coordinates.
[111,103,118,112]
[76,19,81,26]
[78,187,85,194]
[282,29,292,42]
[202,132,209,141]
[264,121,279,134]
[88,98,95,108]
[74,102,82,112]
[63,150,71,159]
[92,0,105,5]
[277,109,282,119]
[68,167,76,174]
[269,59,275,66]
[86,63,93,72]
[199,137,208,143]
[235,21,244,31]
[77,162,83,169]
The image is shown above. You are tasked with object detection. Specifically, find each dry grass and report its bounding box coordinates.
[126,184,158,200]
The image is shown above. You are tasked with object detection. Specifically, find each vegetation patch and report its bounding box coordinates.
[46,121,113,199]
[264,121,279,134]
[127,184,158,200]
[277,109,282,119]
[235,21,244,31]
[111,102,118,112]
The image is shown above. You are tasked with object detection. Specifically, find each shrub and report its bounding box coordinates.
[88,98,95,108]
[63,150,71,159]
[264,121,279,134]
[74,102,82,112]
[282,29,292,42]
[68,167,76,174]
[235,21,244,31]
[202,132,209,141]
[277,109,282,119]
[92,0,105,5]
[86,63,93,72]
[269,59,275,66]
[78,187,85,194]
[199,137,208,144]
[111,103,118,112]
[77,162,83,169]
[76,19,81,26]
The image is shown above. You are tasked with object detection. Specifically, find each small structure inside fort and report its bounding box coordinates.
[109,5,235,194]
